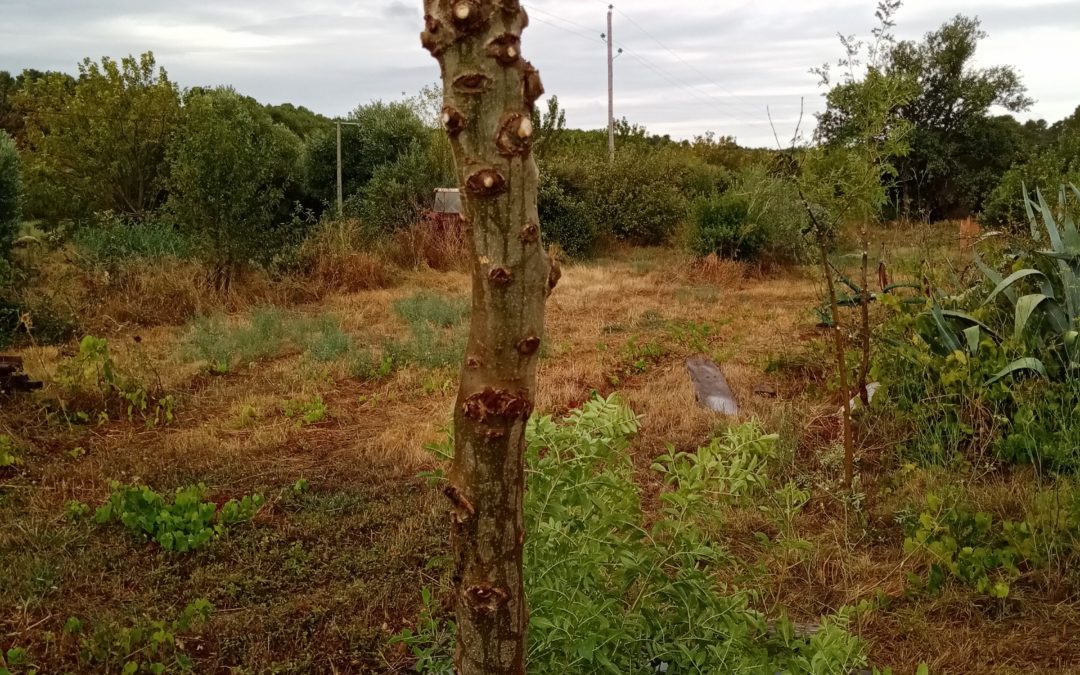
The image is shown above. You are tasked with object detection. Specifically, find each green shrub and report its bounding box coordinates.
[94,482,263,552]
[73,215,195,264]
[588,148,688,245]
[167,88,303,280]
[538,169,595,258]
[0,131,20,257]
[399,396,867,673]
[689,167,810,264]
[305,101,432,209]
[349,136,452,234]
[690,192,762,260]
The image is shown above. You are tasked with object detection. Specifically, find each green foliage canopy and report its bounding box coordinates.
[19,52,181,222]
[0,131,20,256]
[166,87,302,277]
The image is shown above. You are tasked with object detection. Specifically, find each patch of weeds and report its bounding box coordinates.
[54,336,175,427]
[621,335,667,374]
[675,285,721,305]
[0,434,21,468]
[666,319,717,353]
[636,309,665,330]
[901,489,1080,599]
[394,292,469,328]
[236,404,259,429]
[65,500,90,521]
[94,482,264,553]
[282,396,328,426]
[401,396,866,673]
[67,598,212,673]
[300,316,353,363]
[385,292,469,369]
[185,308,362,373]
[348,348,396,382]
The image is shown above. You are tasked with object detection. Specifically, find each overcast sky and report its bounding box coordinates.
[1,0,1077,147]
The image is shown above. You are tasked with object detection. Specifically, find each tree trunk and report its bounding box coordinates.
[818,241,855,490]
[420,3,550,674]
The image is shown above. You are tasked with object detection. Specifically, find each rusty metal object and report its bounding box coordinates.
[0,356,42,395]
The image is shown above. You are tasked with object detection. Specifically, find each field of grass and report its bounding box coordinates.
[2,225,1079,674]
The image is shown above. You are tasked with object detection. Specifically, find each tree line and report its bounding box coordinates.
[0,12,1077,280]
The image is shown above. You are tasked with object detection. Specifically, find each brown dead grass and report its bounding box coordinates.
[4,225,1079,673]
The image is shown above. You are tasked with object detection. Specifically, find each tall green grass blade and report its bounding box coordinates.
[1023,182,1041,242]
[931,301,961,353]
[975,250,1016,305]
[1036,188,1064,252]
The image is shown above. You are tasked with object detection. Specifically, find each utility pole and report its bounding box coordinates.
[606,5,615,164]
[335,120,361,218]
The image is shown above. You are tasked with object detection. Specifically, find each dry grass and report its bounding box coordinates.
[2,224,1078,673]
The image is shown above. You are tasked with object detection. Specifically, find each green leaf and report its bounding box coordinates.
[986,358,1048,385]
[983,269,1053,307]
[962,326,981,354]
[930,301,961,353]
[1014,294,1054,340]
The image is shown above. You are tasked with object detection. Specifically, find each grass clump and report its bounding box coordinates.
[94,482,264,553]
[72,215,196,265]
[281,395,329,425]
[183,307,362,373]
[385,292,470,369]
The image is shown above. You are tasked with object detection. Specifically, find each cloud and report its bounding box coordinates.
[0,0,1076,146]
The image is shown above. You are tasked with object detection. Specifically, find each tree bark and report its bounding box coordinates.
[420,3,550,674]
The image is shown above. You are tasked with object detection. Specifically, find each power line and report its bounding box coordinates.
[612,4,765,119]
[526,12,604,45]
[525,4,602,38]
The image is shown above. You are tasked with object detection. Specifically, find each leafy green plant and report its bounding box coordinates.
[974,185,1080,375]
[401,396,867,674]
[94,482,263,552]
[904,494,1019,598]
[689,191,764,261]
[0,646,37,675]
[70,599,212,673]
[0,434,20,468]
[56,336,174,427]
[281,396,328,425]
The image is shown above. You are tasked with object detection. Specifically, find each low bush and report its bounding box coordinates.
[690,192,761,261]
[587,148,689,246]
[399,396,868,673]
[94,482,263,552]
[689,166,810,264]
[54,336,175,427]
[350,138,451,235]
[72,215,195,265]
[538,169,595,258]
[0,131,21,257]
